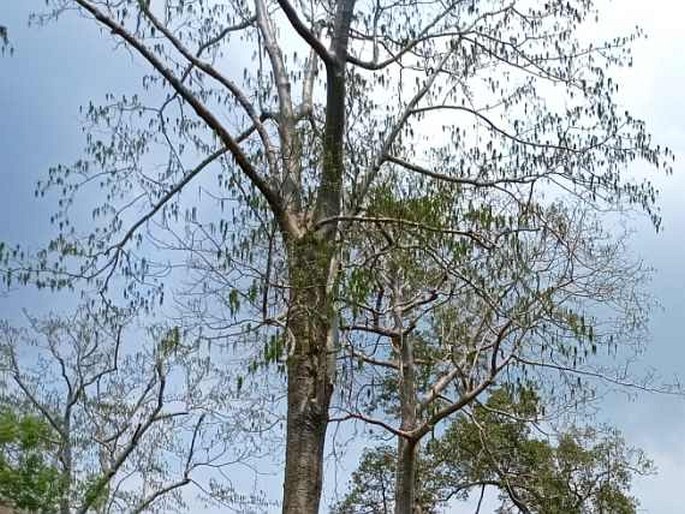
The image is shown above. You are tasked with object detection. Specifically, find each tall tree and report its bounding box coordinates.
[332,202,652,514]
[2,0,671,512]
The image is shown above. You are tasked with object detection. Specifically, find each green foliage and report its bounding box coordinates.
[332,446,397,514]
[431,389,651,514]
[158,325,181,357]
[81,475,110,512]
[0,409,61,512]
[334,388,651,514]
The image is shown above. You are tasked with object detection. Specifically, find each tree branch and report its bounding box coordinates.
[275,0,333,65]
[72,0,299,237]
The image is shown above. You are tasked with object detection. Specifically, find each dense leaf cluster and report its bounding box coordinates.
[0,410,61,513]
[334,389,651,514]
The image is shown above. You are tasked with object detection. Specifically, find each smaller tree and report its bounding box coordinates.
[0,306,273,513]
[333,196,654,514]
[0,409,61,512]
[333,388,652,514]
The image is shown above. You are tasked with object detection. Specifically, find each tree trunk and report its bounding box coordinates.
[393,283,418,514]
[59,409,72,514]
[395,437,418,514]
[282,235,335,514]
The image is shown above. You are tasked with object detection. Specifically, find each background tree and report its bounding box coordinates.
[1,0,672,512]
[0,409,61,513]
[332,200,652,513]
[0,307,272,513]
[333,388,652,514]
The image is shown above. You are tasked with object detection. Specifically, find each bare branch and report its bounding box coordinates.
[275,0,333,65]
[72,0,298,237]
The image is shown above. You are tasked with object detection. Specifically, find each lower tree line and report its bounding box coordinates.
[0,296,654,513]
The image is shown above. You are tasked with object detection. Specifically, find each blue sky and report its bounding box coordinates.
[2,0,685,512]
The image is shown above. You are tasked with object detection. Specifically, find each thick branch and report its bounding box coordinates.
[313,0,357,232]
[255,0,302,211]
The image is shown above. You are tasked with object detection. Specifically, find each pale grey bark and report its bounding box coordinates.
[392,276,419,514]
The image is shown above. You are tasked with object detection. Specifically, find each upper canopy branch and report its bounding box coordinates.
[347,0,515,70]
[71,0,301,238]
[409,104,587,154]
[137,2,279,178]
[275,0,334,66]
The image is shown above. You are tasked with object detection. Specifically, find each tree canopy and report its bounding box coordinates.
[333,388,652,514]
[0,0,674,512]
[0,409,61,513]
[0,308,274,513]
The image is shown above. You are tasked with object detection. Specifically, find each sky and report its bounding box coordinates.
[1,0,685,512]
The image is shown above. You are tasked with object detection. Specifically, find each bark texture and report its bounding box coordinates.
[394,285,418,514]
[395,438,418,514]
[282,236,335,514]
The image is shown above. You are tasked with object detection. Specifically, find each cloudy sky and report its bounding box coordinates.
[1,0,685,512]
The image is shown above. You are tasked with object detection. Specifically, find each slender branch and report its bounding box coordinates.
[298,29,321,118]
[11,372,64,438]
[75,360,171,514]
[341,323,400,339]
[131,477,190,514]
[413,350,514,440]
[107,148,227,257]
[137,4,279,177]
[275,0,333,65]
[329,412,411,438]
[315,215,491,248]
[385,154,540,187]
[347,1,515,70]
[354,48,454,211]
[513,356,684,396]
[344,345,399,369]
[72,0,299,237]
[410,104,585,153]
[419,366,462,411]
[200,16,257,52]
[130,414,205,514]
